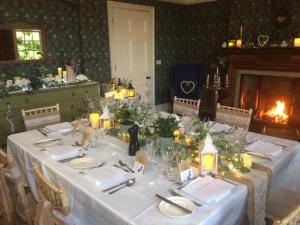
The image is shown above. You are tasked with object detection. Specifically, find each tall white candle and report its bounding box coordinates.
[206,74,210,86]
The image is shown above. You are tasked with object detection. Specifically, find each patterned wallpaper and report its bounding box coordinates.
[228,0,300,45]
[0,0,185,104]
[0,0,82,78]
[185,0,229,74]
[78,0,186,104]
[1,0,300,105]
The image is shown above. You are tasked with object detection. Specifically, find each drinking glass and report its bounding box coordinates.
[161,146,177,181]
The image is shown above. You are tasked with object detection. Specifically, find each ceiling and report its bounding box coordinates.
[159,0,218,5]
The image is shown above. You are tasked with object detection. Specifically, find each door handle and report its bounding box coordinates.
[146,76,151,80]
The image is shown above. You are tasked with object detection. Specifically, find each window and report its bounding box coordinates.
[16,30,42,60]
[0,22,45,63]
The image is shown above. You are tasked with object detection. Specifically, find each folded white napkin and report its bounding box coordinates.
[46,122,73,135]
[206,122,231,133]
[48,145,81,161]
[246,133,259,144]
[85,165,134,189]
[245,140,282,157]
[182,176,235,204]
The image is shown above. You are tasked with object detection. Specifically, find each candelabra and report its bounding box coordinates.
[204,67,229,103]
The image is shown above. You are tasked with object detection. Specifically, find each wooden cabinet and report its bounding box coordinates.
[0,82,99,145]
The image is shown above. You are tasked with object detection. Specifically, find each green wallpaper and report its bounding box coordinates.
[0,0,82,78]
[1,0,300,105]
[0,0,186,105]
[228,0,300,45]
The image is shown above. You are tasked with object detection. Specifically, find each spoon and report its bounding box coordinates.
[108,179,135,194]
[75,141,88,151]
[119,160,135,173]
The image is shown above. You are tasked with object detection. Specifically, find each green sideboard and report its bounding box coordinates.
[0,82,99,145]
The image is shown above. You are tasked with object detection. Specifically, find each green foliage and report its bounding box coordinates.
[213,136,250,174]
[153,116,179,138]
[110,102,150,126]
[38,65,51,77]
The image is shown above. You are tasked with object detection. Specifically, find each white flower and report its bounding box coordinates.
[76,74,88,81]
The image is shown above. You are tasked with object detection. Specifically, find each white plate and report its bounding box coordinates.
[34,139,61,147]
[158,196,195,219]
[69,157,98,169]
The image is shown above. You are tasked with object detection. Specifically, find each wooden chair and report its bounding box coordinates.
[266,187,300,225]
[22,104,61,130]
[216,103,253,130]
[0,148,13,225]
[173,96,201,117]
[31,162,70,225]
[1,148,36,225]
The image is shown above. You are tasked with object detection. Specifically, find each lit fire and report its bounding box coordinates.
[266,100,289,124]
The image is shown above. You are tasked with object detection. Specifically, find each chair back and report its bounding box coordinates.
[22,104,61,130]
[216,103,253,130]
[0,149,13,225]
[173,96,201,117]
[31,162,70,215]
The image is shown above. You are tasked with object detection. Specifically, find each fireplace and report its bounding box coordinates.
[224,48,300,140]
[239,74,300,139]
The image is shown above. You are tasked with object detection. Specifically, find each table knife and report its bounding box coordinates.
[155,194,193,214]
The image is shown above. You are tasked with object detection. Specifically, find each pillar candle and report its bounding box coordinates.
[294,38,300,47]
[242,154,252,168]
[62,71,67,82]
[236,39,242,48]
[202,154,215,170]
[89,113,100,129]
[57,67,62,76]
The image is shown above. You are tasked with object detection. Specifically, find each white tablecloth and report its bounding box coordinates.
[7,128,300,225]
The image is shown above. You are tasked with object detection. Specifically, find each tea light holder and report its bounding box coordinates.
[89,113,100,129]
[100,106,114,129]
[199,134,218,176]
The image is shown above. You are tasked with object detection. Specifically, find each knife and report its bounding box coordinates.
[37,128,48,136]
[34,138,62,145]
[156,194,193,214]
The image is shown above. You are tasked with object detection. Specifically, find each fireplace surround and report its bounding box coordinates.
[224,48,300,140]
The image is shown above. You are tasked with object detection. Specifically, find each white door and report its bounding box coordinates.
[108,1,155,106]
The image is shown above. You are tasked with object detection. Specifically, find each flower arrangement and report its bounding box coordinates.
[153,115,179,138]
[110,102,151,126]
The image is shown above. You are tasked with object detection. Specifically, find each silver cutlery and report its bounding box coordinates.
[156,194,193,214]
[34,138,62,145]
[108,179,135,194]
[102,179,135,192]
[119,160,135,173]
[37,128,49,136]
[75,141,88,151]
[89,161,106,170]
[113,164,129,172]
[168,189,202,206]
[177,176,198,190]
[58,153,86,163]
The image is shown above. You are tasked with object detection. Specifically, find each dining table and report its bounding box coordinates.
[6,122,300,225]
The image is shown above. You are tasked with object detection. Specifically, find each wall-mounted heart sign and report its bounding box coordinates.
[180,81,195,95]
[258,35,270,47]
